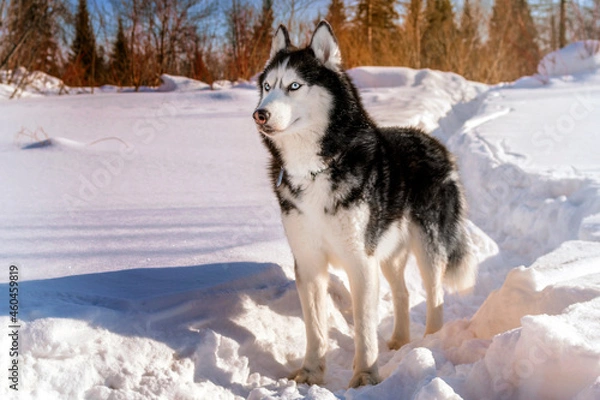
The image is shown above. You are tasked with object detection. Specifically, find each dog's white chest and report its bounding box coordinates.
[281,175,371,263]
[297,175,334,214]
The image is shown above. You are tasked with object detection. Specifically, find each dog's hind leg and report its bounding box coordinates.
[381,247,410,350]
[410,225,445,335]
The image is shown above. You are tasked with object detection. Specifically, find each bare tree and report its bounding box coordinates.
[1,0,69,76]
[0,0,7,33]
[226,0,256,80]
[147,0,215,74]
[274,0,321,44]
[109,0,216,88]
[248,0,274,74]
[571,0,600,40]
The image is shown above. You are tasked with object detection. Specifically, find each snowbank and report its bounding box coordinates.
[157,74,210,92]
[439,43,600,262]
[512,40,600,87]
[471,240,600,339]
[348,66,483,93]
[538,40,600,78]
[212,80,233,90]
[464,241,600,400]
[348,66,415,88]
[0,70,216,99]
[0,67,68,99]
[347,66,487,132]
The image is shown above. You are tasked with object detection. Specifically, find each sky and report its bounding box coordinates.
[86,0,333,44]
[82,0,494,46]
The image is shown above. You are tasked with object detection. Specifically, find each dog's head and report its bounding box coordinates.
[253,21,342,138]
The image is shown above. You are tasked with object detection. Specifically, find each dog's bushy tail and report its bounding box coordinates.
[444,222,477,294]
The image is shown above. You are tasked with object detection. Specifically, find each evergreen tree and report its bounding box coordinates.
[459,0,477,44]
[110,18,130,86]
[421,0,456,71]
[326,0,347,33]
[456,0,481,78]
[404,0,423,68]
[69,0,98,85]
[96,44,108,83]
[487,0,540,81]
[354,0,400,65]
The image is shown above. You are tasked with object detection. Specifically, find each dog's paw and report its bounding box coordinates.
[387,337,409,351]
[348,369,380,388]
[287,367,324,386]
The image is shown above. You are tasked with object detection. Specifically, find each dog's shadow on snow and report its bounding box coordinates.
[0,262,305,394]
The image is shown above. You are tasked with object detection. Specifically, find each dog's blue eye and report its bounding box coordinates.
[264,82,271,92]
[289,82,302,91]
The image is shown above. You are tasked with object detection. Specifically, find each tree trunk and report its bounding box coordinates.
[559,0,567,48]
[367,0,372,55]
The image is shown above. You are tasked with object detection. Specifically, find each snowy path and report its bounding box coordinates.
[1,43,600,400]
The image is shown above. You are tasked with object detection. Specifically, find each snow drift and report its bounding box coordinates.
[0,67,68,99]
[347,66,487,133]
[0,69,216,99]
[157,74,210,92]
[538,40,600,79]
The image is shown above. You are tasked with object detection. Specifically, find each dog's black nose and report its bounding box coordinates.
[253,109,270,125]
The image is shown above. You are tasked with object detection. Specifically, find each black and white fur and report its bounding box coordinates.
[252,21,476,388]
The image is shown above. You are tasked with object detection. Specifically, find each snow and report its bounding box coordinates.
[537,40,600,79]
[157,74,210,92]
[1,41,600,399]
[347,67,488,133]
[441,53,600,263]
[0,68,68,98]
[0,69,215,98]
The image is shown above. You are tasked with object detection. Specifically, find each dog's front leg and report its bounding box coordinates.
[283,214,329,385]
[346,257,381,387]
[289,257,329,385]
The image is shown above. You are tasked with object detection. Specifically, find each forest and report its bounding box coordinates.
[1,0,600,90]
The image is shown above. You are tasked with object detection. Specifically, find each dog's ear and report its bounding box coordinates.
[270,25,291,60]
[310,20,342,71]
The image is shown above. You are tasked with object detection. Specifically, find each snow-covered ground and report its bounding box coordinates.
[1,42,599,400]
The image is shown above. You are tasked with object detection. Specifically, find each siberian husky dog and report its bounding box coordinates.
[252,21,476,388]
